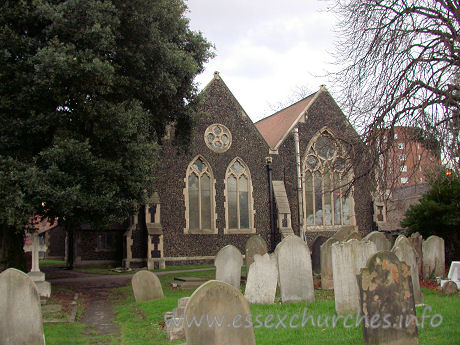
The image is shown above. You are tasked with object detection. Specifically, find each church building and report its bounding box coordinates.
[65,72,375,268]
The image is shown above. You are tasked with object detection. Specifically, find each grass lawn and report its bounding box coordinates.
[40,259,66,267]
[44,267,460,344]
[72,263,215,275]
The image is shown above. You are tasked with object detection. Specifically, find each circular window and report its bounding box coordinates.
[204,124,232,153]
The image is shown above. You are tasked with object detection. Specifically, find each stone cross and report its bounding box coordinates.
[23,231,47,274]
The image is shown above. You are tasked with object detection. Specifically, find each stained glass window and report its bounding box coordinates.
[186,157,214,232]
[303,130,355,228]
[226,158,253,230]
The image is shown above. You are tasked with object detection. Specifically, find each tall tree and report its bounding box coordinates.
[0,0,213,269]
[329,0,459,174]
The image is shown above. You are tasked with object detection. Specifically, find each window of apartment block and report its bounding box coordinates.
[394,133,398,139]
[398,143,405,150]
[401,177,408,184]
[399,154,407,161]
[400,165,407,172]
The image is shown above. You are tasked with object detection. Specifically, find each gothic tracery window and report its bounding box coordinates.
[303,129,355,228]
[204,124,232,153]
[185,156,216,233]
[225,158,255,233]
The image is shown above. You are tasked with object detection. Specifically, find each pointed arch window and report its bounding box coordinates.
[224,158,255,234]
[184,156,216,234]
[302,129,356,230]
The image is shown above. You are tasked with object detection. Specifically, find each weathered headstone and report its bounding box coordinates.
[131,270,164,302]
[320,237,339,289]
[276,235,314,303]
[245,235,267,272]
[165,297,190,341]
[0,268,45,345]
[312,236,327,274]
[244,253,278,304]
[408,232,423,277]
[184,280,256,345]
[332,239,377,314]
[345,232,363,241]
[392,235,423,304]
[422,235,445,279]
[363,231,391,252]
[441,281,458,295]
[23,231,51,298]
[357,251,419,345]
[215,245,243,289]
[441,261,460,289]
[331,226,355,241]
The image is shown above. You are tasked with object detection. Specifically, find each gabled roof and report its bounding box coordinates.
[255,86,326,149]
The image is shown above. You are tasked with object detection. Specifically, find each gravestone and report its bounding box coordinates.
[165,297,190,341]
[184,280,256,345]
[245,235,267,272]
[363,231,391,252]
[23,231,51,298]
[0,268,45,345]
[320,237,339,289]
[422,236,445,279]
[392,235,423,304]
[357,251,418,345]
[131,270,164,302]
[276,235,314,303]
[244,253,278,304]
[215,245,243,289]
[332,239,377,314]
[345,232,362,241]
[441,261,460,289]
[331,226,355,241]
[408,232,423,277]
[441,281,458,295]
[311,236,327,274]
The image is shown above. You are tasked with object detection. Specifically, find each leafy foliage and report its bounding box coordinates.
[402,169,460,239]
[0,0,213,232]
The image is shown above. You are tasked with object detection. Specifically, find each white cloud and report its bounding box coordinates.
[186,0,339,122]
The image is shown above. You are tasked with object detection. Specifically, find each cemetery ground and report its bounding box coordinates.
[41,264,459,345]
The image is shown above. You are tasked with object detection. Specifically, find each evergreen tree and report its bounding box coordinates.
[402,169,460,263]
[0,0,213,269]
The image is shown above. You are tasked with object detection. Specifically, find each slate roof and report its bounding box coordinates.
[255,91,319,149]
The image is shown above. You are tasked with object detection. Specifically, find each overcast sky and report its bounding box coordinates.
[186,0,339,122]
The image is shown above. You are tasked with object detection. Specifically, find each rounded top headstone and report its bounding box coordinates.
[363,231,391,251]
[215,245,243,267]
[245,235,267,270]
[0,268,45,345]
[131,270,164,302]
[184,280,256,345]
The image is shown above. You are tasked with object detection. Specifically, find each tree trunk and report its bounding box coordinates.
[66,227,74,269]
[0,224,26,272]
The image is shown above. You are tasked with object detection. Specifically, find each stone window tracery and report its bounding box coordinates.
[204,124,232,153]
[184,156,216,234]
[224,158,255,234]
[303,129,356,229]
